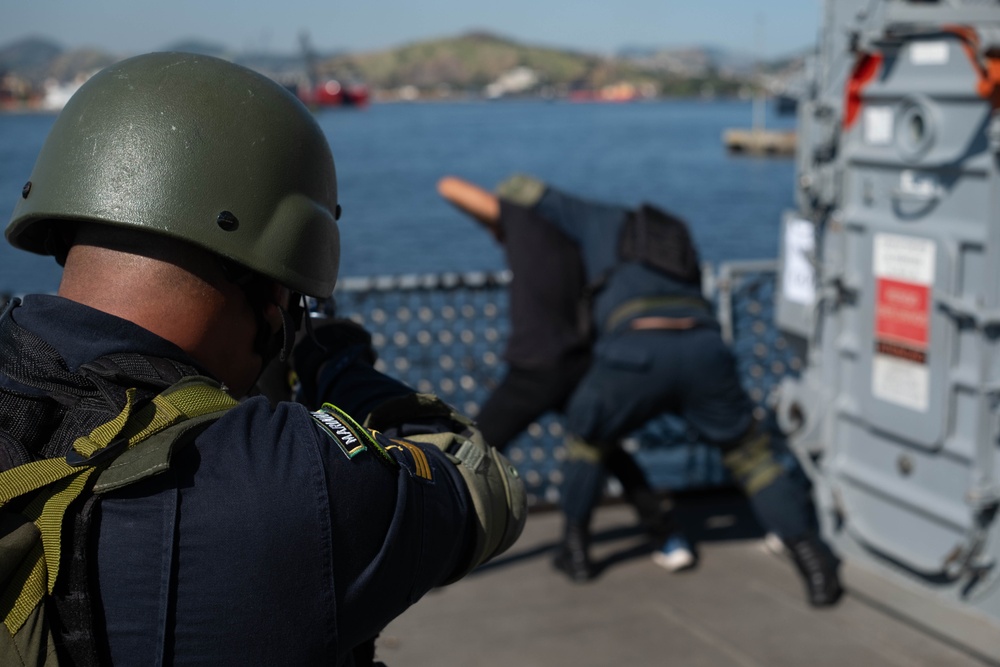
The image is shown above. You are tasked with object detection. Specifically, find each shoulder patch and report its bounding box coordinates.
[311,403,397,469]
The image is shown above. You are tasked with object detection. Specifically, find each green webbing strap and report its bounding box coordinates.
[603,295,712,333]
[0,379,237,635]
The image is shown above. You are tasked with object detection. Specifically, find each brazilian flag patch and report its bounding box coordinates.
[311,403,397,469]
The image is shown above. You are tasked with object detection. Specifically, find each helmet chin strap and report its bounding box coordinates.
[249,291,304,371]
[278,303,296,363]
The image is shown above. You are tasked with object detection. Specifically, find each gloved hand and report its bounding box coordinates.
[291,318,378,408]
[365,393,527,581]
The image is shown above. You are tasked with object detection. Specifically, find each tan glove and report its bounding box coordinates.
[365,393,527,580]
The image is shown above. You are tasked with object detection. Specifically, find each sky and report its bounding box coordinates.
[5,1,824,59]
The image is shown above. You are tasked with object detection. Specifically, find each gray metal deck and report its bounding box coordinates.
[376,493,996,666]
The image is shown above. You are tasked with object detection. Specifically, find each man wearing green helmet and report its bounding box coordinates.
[0,52,524,666]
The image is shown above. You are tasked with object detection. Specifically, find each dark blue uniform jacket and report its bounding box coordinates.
[2,295,475,666]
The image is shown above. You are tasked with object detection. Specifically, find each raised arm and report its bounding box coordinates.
[437,176,503,242]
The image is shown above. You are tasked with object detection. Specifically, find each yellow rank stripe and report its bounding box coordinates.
[390,439,433,480]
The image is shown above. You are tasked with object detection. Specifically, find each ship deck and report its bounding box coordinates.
[377,491,996,667]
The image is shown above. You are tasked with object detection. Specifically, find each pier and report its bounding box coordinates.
[722,128,797,156]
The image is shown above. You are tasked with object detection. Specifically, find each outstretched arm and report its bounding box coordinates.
[437,176,503,242]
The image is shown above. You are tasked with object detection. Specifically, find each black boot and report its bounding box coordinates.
[552,523,594,582]
[628,488,677,544]
[787,534,843,607]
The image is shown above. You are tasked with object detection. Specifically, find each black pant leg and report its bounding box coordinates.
[476,353,589,450]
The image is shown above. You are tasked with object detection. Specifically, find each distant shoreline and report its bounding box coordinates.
[0,92,770,115]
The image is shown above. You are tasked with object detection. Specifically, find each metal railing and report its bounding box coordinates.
[333,260,803,508]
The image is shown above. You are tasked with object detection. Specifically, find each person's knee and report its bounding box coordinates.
[564,434,615,463]
[719,424,785,496]
[565,382,618,443]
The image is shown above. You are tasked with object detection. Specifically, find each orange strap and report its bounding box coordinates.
[945,25,1000,107]
[843,52,883,130]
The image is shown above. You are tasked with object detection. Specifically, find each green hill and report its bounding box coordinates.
[319,32,737,97]
[0,31,774,103]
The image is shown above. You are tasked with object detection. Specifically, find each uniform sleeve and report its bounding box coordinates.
[529,187,628,280]
[285,321,523,655]
[292,401,476,658]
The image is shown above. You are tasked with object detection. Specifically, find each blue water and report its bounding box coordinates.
[0,100,796,295]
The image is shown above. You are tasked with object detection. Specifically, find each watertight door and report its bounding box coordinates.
[829,29,999,577]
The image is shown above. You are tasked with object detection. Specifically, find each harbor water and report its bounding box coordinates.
[0,99,796,295]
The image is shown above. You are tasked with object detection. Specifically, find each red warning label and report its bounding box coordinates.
[871,233,935,412]
[875,278,930,349]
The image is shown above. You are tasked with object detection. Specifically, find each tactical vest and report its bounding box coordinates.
[619,204,702,287]
[0,302,237,666]
[580,205,710,336]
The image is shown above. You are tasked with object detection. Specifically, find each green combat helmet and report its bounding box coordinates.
[6,51,340,299]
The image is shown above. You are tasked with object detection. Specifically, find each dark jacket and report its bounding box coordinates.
[498,199,590,368]
[0,294,475,666]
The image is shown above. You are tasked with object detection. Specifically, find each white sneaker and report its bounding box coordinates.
[652,533,696,572]
[761,532,787,557]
